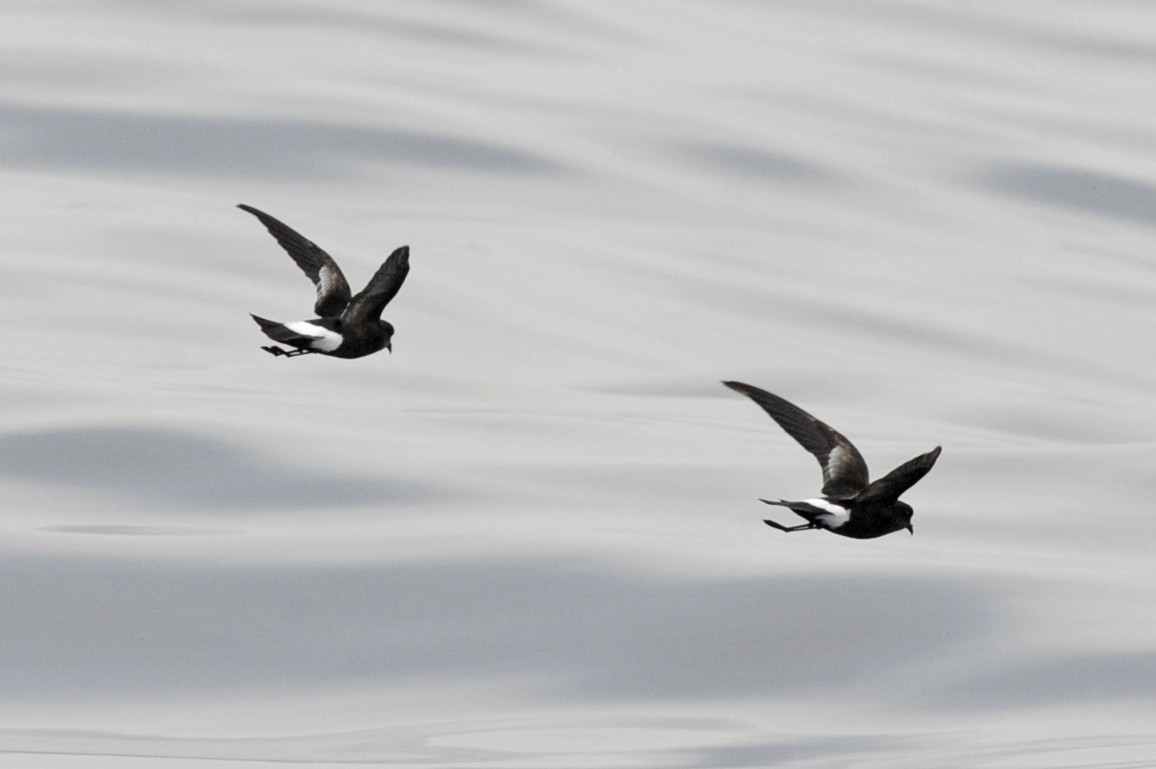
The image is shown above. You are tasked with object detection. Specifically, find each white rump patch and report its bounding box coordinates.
[285,321,343,352]
[804,498,851,528]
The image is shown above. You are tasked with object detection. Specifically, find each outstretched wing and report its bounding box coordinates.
[343,246,410,324]
[855,446,941,505]
[238,204,351,317]
[723,381,869,498]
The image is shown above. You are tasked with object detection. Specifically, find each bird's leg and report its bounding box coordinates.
[261,346,314,358]
[763,519,819,533]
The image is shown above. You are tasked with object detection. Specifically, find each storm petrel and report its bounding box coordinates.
[240,204,410,359]
[723,381,941,539]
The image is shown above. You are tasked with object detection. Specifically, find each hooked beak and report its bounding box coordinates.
[906,524,914,535]
[385,342,392,354]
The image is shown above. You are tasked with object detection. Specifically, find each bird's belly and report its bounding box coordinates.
[325,331,386,358]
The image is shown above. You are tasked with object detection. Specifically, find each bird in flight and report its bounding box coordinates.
[240,204,410,359]
[723,381,941,539]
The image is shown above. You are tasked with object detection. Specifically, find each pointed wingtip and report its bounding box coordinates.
[382,245,410,269]
[722,380,763,399]
[237,203,265,220]
[237,203,278,220]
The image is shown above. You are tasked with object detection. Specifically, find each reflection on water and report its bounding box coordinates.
[4,719,1156,767]
[0,102,565,179]
[0,425,441,510]
[1,1,1154,767]
[981,163,1156,229]
[42,524,234,536]
[0,554,996,698]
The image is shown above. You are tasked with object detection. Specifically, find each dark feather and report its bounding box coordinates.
[343,246,410,325]
[855,446,942,505]
[250,314,336,347]
[238,204,352,317]
[723,381,869,498]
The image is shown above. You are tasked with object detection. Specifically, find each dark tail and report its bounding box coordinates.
[249,314,310,347]
[759,499,820,525]
[250,314,280,330]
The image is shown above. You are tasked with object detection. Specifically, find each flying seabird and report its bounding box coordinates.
[240,204,410,359]
[723,380,941,539]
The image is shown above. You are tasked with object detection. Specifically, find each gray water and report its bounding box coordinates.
[2,2,1155,767]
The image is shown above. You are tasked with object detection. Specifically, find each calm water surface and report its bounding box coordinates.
[1,2,1154,767]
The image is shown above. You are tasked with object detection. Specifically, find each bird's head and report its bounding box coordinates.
[379,320,396,353]
[895,501,914,535]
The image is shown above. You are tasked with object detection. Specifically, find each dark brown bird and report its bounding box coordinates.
[724,381,941,538]
[240,204,410,359]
